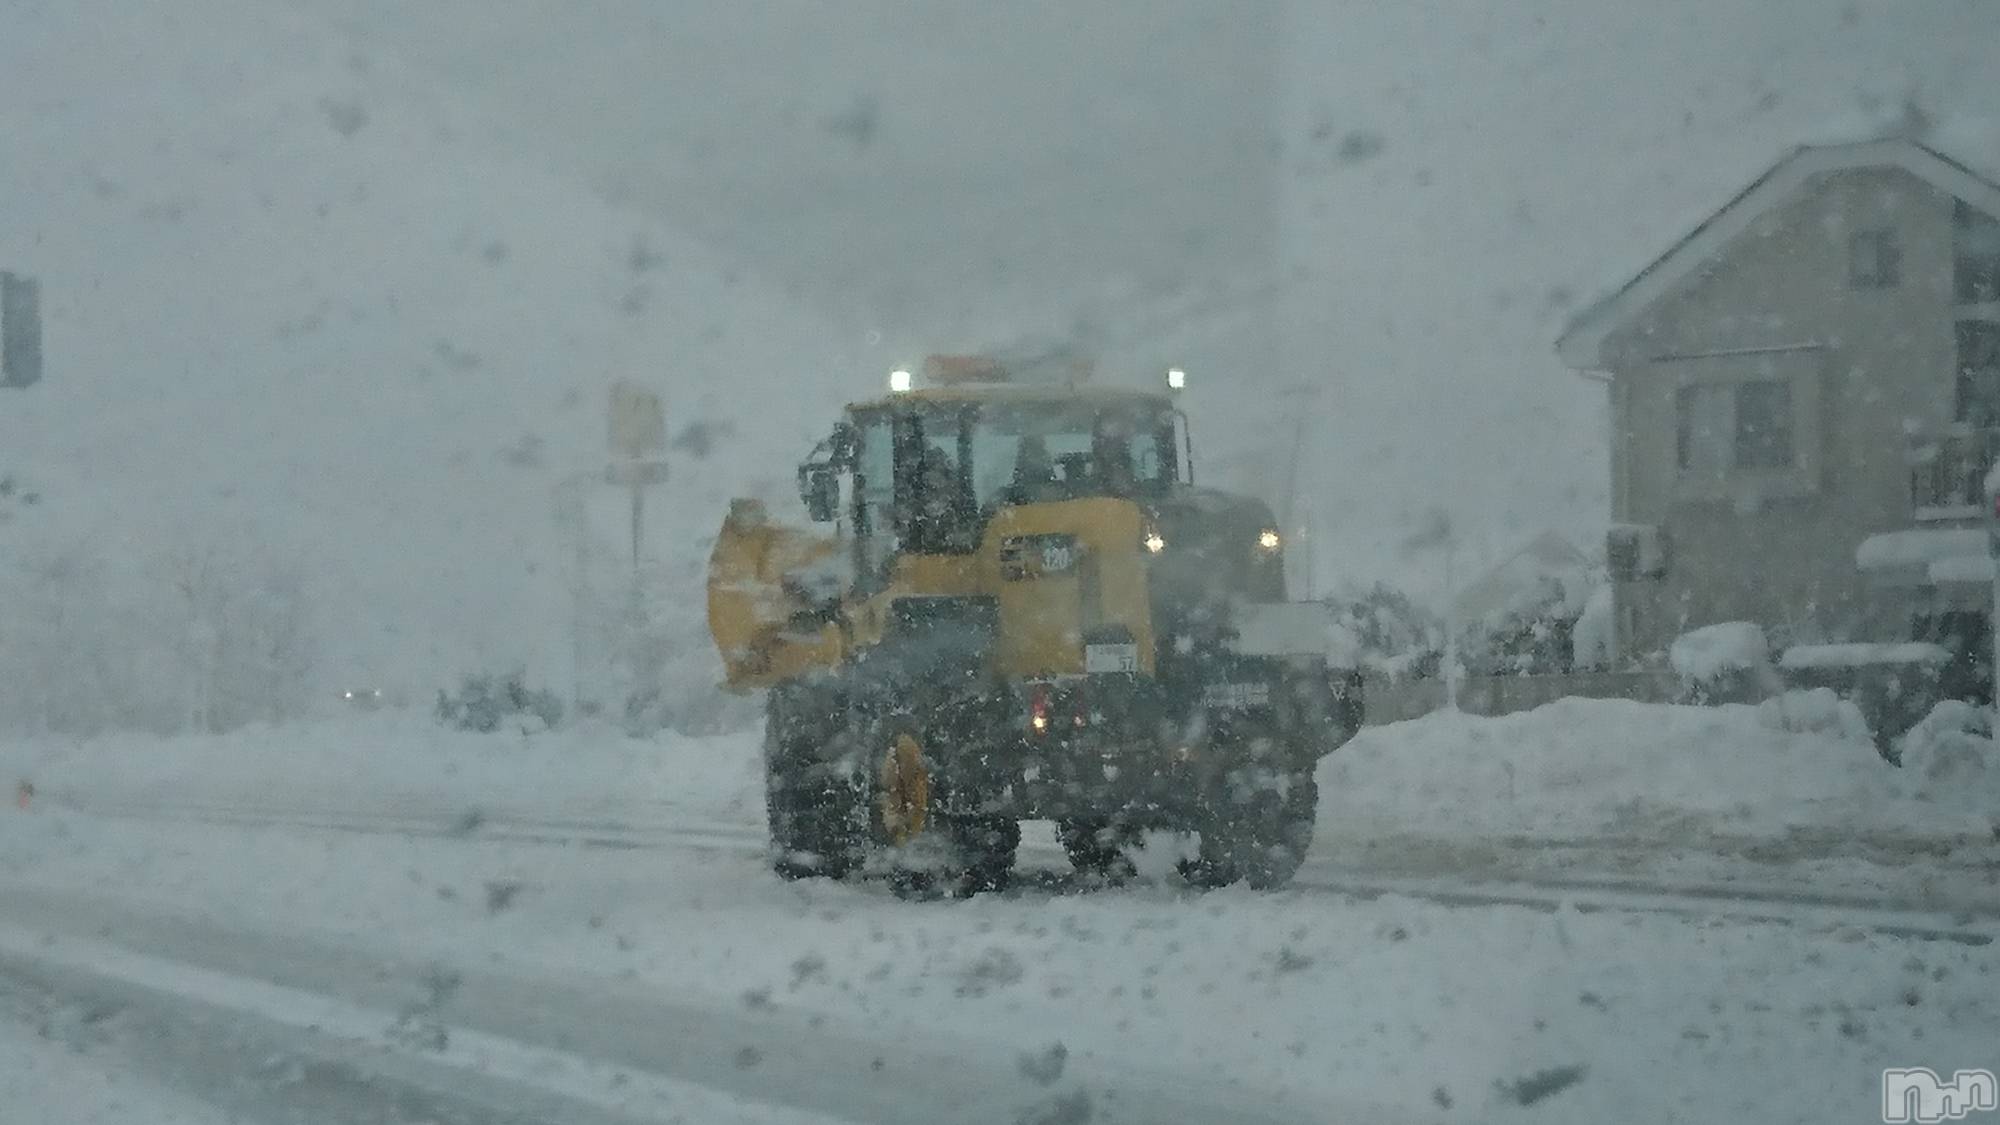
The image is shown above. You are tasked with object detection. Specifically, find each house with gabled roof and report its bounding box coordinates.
[1557,138,2000,694]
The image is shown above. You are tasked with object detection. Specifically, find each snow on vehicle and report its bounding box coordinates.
[707,354,1362,892]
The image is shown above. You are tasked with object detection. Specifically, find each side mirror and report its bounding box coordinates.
[799,464,840,522]
[830,421,858,467]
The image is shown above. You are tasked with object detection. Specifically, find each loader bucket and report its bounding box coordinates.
[707,498,846,691]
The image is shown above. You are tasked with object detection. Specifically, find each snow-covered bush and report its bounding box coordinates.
[1463,581,1581,675]
[1327,583,1441,679]
[1669,622,1772,704]
[1895,700,1992,784]
[1757,688,1874,743]
[435,671,564,734]
[1570,585,1615,670]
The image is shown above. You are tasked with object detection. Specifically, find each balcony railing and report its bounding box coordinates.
[1908,425,2000,519]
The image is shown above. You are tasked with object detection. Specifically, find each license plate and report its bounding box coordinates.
[1203,682,1272,709]
[1084,642,1138,674]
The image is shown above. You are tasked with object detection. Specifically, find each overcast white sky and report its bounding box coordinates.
[5,0,2000,688]
[291,0,2000,591]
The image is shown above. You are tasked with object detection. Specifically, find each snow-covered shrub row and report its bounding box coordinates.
[434,671,564,734]
[0,538,314,736]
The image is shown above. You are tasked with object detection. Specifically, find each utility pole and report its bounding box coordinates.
[1403,507,1460,713]
[1279,382,1323,601]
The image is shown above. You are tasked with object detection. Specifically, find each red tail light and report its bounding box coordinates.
[1028,683,1051,736]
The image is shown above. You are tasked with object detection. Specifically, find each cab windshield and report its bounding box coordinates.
[965,400,1178,509]
[883,398,1180,555]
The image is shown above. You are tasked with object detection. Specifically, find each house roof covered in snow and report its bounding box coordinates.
[1452,529,1593,628]
[1556,138,2000,370]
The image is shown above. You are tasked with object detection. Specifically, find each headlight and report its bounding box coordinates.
[1143,531,1166,554]
[1257,529,1281,551]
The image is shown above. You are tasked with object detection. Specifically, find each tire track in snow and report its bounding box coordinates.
[55,795,2000,946]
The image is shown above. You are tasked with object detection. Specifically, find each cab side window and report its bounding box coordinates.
[852,411,898,586]
[898,406,976,554]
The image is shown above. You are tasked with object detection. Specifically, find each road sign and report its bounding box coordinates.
[609,381,664,460]
[604,460,670,487]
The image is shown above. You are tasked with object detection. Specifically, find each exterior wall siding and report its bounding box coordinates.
[1603,167,1961,659]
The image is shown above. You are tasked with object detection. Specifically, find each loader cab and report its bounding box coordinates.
[798,388,1191,589]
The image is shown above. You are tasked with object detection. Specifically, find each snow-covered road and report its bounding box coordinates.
[3,700,1997,1121]
[2,800,1996,1123]
[0,882,1316,1125]
[49,792,2000,948]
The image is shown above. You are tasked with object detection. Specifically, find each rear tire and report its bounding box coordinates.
[1181,773,1317,890]
[946,814,1021,895]
[1057,819,1139,885]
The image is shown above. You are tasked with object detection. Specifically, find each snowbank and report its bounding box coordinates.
[1668,622,1769,682]
[1897,701,1996,808]
[1321,696,1996,844]
[1757,688,1874,743]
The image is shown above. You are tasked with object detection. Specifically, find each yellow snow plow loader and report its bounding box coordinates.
[707,354,1361,892]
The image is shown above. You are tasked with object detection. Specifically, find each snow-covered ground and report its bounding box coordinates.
[0,774,1992,1122]
[8,697,1993,861]
[0,1014,231,1125]
[0,698,1995,1120]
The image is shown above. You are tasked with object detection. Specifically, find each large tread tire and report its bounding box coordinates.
[765,687,864,881]
[1181,772,1318,890]
[861,709,1019,899]
[1057,819,1139,885]
[947,815,1021,895]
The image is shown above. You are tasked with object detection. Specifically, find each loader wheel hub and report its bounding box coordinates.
[878,733,930,845]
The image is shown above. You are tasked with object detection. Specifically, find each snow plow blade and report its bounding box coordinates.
[706,499,846,692]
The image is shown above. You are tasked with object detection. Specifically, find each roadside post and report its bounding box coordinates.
[1988,464,2000,713]
[607,383,669,722]
[608,381,669,573]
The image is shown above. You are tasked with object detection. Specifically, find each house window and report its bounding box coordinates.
[1849,228,1901,289]
[1677,380,1793,474]
[1676,385,1731,473]
[1958,320,2000,426]
[1954,199,2000,305]
[1735,380,1794,467]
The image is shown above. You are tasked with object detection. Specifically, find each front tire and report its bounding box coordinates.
[765,686,863,880]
